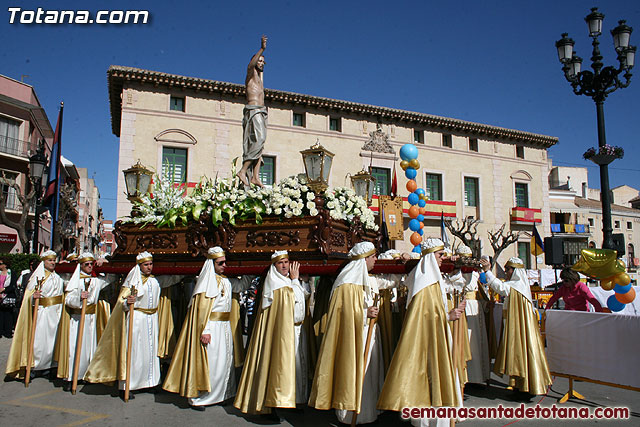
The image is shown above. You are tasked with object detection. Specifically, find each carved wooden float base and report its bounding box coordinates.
[111,210,381,265]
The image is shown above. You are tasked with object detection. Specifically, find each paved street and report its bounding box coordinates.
[1,336,637,426]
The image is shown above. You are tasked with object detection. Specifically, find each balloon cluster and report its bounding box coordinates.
[572,248,636,312]
[604,272,635,312]
[399,144,428,254]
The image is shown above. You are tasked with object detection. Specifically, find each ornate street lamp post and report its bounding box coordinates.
[555,7,635,250]
[29,142,48,253]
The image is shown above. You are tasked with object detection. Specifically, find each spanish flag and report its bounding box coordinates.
[531,224,544,256]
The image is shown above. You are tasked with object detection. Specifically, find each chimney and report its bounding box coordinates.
[582,182,587,198]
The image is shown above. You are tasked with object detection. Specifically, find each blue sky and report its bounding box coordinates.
[3,0,639,221]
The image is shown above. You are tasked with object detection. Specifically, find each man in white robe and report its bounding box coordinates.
[84,251,178,400]
[5,250,64,380]
[378,238,466,427]
[448,245,491,385]
[269,251,311,405]
[58,252,113,391]
[163,247,236,410]
[309,241,384,425]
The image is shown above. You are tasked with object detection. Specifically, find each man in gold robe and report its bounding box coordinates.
[163,247,236,410]
[309,241,384,425]
[55,252,112,391]
[6,250,64,381]
[234,250,301,420]
[480,256,552,395]
[84,252,177,400]
[377,238,466,427]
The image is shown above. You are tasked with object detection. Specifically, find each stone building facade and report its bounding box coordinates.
[108,65,557,266]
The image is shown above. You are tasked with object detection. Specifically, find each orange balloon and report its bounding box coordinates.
[410,232,422,246]
[406,180,418,193]
[419,207,426,215]
[419,222,424,228]
[615,287,636,304]
[408,205,419,219]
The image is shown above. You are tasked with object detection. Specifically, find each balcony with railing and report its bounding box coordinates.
[1,192,35,213]
[0,135,37,159]
[550,223,591,234]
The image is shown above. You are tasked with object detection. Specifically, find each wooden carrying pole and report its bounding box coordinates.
[351,294,380,427]
[25,278,45,387]
[124,287,136,402]
[71,279,90,394]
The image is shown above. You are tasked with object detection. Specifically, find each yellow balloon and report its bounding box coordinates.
[600,277,615,291]
[400,160,409,171]
[615,272,631,287]
[409,159,420,169]
[572,249,626,279]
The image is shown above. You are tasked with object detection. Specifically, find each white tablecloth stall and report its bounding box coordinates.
[545,309,640,389]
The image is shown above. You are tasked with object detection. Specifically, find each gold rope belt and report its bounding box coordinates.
[465,291,477,300]
[294,320,304,326]
[135,307,158,315]
[67,304,97,315]
[39,295,63,307]
[209,311,231,321]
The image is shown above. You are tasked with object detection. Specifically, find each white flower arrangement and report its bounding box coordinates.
[127,164,378,231]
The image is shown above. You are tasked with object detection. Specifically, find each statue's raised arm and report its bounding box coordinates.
[238,35,268,187]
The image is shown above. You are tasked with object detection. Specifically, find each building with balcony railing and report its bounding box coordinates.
[108,65,557,265]
[549,166,640,279]
[0,74,54,253]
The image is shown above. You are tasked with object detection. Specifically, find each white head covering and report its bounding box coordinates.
[26,261,48,290]
[136,251,153,264]
[262,251,292,309]
[456,245,473,257]
[271,250,289,263]
[65,260,94,292]
[65,252,78,262]
[41,250,57,261]
[122,252,153,295]
[331,241,377,298]
[378,249,400,260]
[77,252,95,263]
[505,257,533,303]
[190,247,226,305]
[405,237,446,308]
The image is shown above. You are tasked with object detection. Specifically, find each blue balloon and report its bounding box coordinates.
[405,168,417,180]
[607,295,626,312]
[412,246,422,254]
[417,214,425,222]
[409,219,421,231]
[417,228,424,236]
[415,188,425,197]
[418,199,426,208]
[614,283,632,294]
[399,144,418,161]
[408,193,419,205]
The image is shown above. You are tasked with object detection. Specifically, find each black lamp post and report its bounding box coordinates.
[555,7,635,250]
[29,142,48,253]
